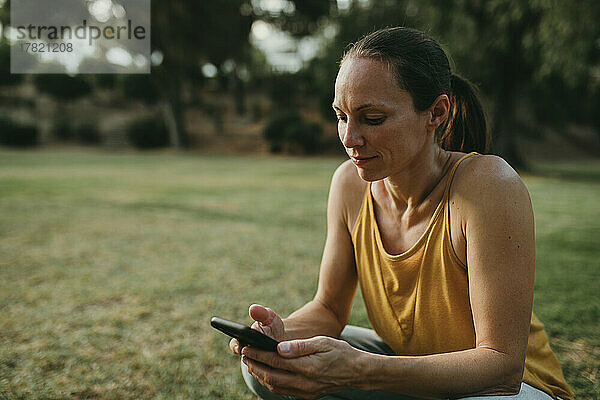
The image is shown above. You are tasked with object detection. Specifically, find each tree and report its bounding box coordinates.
[33,74,92,142]
[0,1,23,87]
[306,0,600,167]
[150,1,254,148]
[416,0,600,165]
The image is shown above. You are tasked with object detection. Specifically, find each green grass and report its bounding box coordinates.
[0,149,598,399]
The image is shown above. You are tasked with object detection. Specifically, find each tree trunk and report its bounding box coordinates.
[232,68,246,115]
[155,66,189,149]
[163,88,188,148]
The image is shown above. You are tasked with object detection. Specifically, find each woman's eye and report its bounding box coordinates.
[365,117,385,125]
[336,115,347,123]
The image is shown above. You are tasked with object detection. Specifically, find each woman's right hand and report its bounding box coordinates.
[229,304,285,355]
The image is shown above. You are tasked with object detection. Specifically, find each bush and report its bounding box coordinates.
[53,118,72,142]
[0,41,24,87]
[0,116,38,147]
[53,119,101,145]
[34,75,91,101]
[120,75,158,104]
[126,117,169,149]
[263,111,322,154]
[74,124,101,145]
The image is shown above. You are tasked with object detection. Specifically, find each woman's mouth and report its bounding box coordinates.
[350,156,377,166]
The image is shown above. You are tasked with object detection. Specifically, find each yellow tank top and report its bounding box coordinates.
[351,152,574,399]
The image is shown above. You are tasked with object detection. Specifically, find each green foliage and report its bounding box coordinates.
[0,115,38,147]
[148,0,257,147]
[74,123,102,145]
[119,75,158,105]
[304,0,600,165]
[152,1,254,68]
[263,111,322,154]
[0,40,24,87]
[260,0,336,37]
[33,75,92,101]
[126,117,169,149]
[1,0,598,155]
[92,74,117,90]
[52,118,72,142]
[264,72,304,108]
[53,118,101,145]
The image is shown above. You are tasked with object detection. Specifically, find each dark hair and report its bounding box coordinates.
[341,27,490,153]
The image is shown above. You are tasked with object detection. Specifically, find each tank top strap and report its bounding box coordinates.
[441,152,479,201]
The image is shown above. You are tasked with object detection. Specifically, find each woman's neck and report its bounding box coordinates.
[382,146,453,213]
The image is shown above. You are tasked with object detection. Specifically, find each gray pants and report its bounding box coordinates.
[241,325,556,400]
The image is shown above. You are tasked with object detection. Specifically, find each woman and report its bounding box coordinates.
[228,27,574,400]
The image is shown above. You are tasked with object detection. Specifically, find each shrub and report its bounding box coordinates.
[120,75,158,104]
[74,123,101,145]
[0,116,38,147]
[53,118,72,142]
[126,117,169,149]
[53,119,101,145]
[34,75,91,101]
[263,111,322,154]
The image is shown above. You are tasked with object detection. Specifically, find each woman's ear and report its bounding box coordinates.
[426,94,450,132]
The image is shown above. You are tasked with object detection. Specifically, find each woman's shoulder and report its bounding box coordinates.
[332,159,366,186]
[332,159,368,195]
[452,153,532,216]
[330,159,368,230]
[454,153,526,189]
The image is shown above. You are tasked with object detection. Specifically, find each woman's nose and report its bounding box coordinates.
[340,121,365,148]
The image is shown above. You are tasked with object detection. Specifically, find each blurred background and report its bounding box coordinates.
[1,1,599,399]
[0,0,599,163]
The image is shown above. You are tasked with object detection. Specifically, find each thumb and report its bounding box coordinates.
[277,336,330,358]
[248,304,284,340]
[249,304,275,325]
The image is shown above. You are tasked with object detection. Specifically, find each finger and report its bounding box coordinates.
[249,304,273,325]
[242,345,327,380]
[241,346,298,373]
[277,336,331,358]
[242,355,326,398]
[251,320,262,331]
[229,338,241,355]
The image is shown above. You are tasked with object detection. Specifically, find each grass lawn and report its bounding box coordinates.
[0,149,598,399]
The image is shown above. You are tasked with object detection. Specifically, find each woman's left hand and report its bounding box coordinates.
[241,335,364,399]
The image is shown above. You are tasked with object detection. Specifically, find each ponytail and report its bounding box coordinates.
[343,27,491,154]
[437,74,490,153]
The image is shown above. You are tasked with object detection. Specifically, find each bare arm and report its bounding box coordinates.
[282,161,363,340]
[230,161,362,356]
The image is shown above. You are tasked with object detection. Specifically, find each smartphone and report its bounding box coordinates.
[210,316,279,352]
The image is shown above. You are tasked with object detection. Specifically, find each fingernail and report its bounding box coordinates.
[278,342,290,353]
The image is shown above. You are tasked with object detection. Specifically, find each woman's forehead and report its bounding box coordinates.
[334,57,409,109]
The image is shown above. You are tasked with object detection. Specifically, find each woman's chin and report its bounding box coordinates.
[355,166,384,182]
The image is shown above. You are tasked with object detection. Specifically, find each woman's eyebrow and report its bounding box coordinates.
[332,103,385,112]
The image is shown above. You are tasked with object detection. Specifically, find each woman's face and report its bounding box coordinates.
[333,57,431,181]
